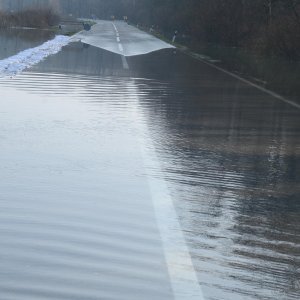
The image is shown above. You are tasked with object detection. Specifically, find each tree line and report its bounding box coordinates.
[129,0,300,60]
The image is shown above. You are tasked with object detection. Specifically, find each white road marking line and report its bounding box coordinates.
[189,54,300,109]
[112,23,118,32]
[131,92,205,300]
[118,44,124,52]
[112,21,202,297]
[112,22,125,54]
[144,155,205,300]
[121,55,129,69]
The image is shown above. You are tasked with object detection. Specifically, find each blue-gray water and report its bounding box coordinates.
[0,29,299,300]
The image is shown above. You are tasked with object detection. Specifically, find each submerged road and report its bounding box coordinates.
[0,23,299,300]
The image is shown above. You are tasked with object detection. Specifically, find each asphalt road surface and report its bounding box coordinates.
[74,20,174,57]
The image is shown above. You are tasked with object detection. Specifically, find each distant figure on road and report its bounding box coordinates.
[83,23,91,31]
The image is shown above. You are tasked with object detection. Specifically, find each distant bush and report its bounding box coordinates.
[0,8,60,29]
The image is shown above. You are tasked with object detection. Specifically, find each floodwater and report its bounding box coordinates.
[0,29,299,300]
[183,41,300,103]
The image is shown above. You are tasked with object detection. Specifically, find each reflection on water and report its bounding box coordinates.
[32,42,129,77]
[0,29,299,300]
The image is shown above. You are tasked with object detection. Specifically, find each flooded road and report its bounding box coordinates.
[0,29,299,300]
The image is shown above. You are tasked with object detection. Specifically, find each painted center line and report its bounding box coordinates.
[112,22,118,32]
[111,22,129,69]
[121,55,129,70]
[118,44,124,52]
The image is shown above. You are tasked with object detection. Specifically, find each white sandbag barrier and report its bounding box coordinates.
[0,35,70,77]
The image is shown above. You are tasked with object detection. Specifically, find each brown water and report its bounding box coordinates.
[0,30,299,300]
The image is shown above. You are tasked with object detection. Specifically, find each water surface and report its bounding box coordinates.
[0,29,299,300]
[0,28,54,60]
